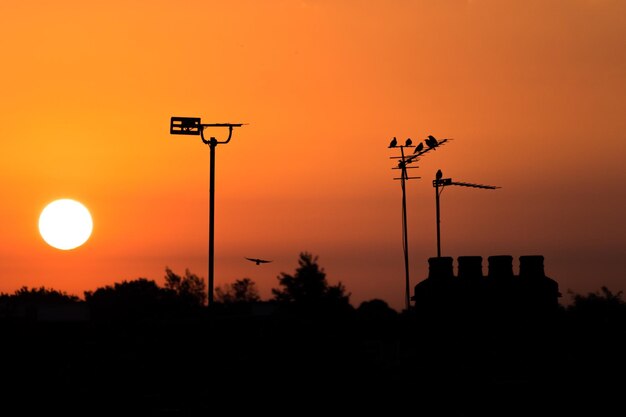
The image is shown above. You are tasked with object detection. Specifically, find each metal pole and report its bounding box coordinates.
[435,180,441,258]
[170,118,245,307]
[399,147,410,311]
[402,178,410,311]
[208,137,217,306]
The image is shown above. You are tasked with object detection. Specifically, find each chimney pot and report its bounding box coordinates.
[428,257,454,279]
[457,256,483,279]
[519,255,545,277]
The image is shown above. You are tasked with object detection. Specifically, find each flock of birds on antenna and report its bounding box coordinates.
[388,135,441,153]
[243,136,445,267]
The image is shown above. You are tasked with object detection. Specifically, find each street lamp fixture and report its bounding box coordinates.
[170,117,202,135]
[169,116,246,306]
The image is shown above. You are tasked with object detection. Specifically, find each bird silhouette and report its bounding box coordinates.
[245,257,272,265]
[405,138,412,147]
[413,142,424,153]
[425,135,439,149]
[436,169,443,180]
[389,137,397,148]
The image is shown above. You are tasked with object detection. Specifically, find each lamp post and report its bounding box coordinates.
[432,169,500,257]
[170,117,245,306]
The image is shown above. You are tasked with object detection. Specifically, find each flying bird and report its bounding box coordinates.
[245,257,272,265]
[405,138,412,147]
[413,142,424,153]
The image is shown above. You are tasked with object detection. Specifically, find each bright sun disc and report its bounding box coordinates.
[39,199,93,250]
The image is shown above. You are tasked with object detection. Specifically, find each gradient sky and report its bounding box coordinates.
[0,0,624,311]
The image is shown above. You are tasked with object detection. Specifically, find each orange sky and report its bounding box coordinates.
[0,0,624,311]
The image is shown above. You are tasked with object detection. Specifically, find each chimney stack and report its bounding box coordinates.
[519,255,545,278]
[457,256,483,279]
[428,257,454,279]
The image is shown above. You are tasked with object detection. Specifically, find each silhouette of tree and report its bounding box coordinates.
[355,299,399,337]
[272,252,352,315]
[163,267,207,307]
[215,278,260,304]
[357,299,397,320]
[85,278,173,321]
[562,286,626,409]
[567,286,626,324]
[0,286,81,320]
[7,286,80,303]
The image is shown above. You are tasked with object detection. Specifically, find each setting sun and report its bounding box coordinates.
[38,199,93,250]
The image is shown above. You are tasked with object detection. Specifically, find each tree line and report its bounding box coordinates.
[0,251,624,323]
[0,251,624,414]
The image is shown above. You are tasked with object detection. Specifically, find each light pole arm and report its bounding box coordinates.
[200,123,244,145]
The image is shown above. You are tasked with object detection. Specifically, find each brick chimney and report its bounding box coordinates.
[519,255,545,278]
[428,256,454,279]
[457,256,483,279]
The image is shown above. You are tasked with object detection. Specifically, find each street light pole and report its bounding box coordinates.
[170,117,245,306]
[207,136,217,306]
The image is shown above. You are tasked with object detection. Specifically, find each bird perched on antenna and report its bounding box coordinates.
[425,135,439,149]
[389,137,397,148]
[436,169,443,180]
[405,138,412,147]
[245,257,272,265]
[413,142,424,153]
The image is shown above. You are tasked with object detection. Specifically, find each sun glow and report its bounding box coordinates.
[38,199,93,250]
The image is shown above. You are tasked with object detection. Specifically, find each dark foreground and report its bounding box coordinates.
[1,306,624,417]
